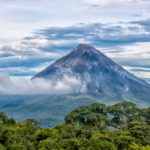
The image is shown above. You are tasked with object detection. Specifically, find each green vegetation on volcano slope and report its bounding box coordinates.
[0,101,150,150]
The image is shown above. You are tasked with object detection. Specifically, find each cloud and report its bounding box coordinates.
[130,19,150,32]
[0,38,65,75]
[37,22,150,47]
[0,0,150,43]
[0,21,150,83]
[123,66,150,84]
[84,0,150,7]
[0,1,149,89]
[0,73,85,95]
[84,0,125,6]
[104,42,150,60]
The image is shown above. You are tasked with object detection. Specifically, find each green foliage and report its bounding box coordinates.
[108,101,142,129]
[65,103,108,128]
[129,143,150,150]
[128,121,150,145]
[0,144,6,150]
[0,112,16,125]
[0,101,149,150]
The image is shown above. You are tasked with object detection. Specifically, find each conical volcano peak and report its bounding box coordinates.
[77,43,94,49]
[73,43,97,53]
[33,43,150,102]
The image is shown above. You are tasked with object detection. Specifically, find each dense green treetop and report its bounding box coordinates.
[0,101,150,150]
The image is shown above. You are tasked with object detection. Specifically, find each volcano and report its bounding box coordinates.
[0,44,149,127]
[33,43,150,102]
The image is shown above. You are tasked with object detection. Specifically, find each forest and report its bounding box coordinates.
[0,101,150,150]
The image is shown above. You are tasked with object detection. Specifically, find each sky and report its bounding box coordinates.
[0,0,150,88]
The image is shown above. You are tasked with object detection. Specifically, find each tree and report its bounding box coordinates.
[108,101,141,129]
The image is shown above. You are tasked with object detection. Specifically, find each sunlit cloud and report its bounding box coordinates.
[123,66,150,83]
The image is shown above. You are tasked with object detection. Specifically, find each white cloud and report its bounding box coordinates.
[99,42,150,62]
[0,22,150,83]
[84,0,122,6]
[0,0,150,43]
[0,39,48,52]
[0,73,85,95]
[123,66,150,81]
[122,42,150,59]
[84,0,149,6]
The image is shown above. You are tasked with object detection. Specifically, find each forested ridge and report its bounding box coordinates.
[0,101,150,150]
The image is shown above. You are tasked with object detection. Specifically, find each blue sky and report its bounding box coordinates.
[0,0,150,83]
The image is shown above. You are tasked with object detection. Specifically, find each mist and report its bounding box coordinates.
[0,73,85,95]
